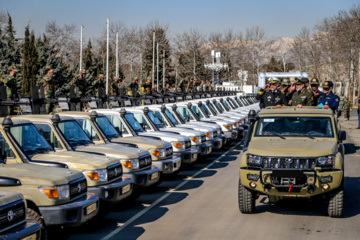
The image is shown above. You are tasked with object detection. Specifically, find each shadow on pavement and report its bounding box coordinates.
[344,143,360,155]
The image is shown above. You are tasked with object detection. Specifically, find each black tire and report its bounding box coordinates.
[238,179,255,214]
[27,208,48,240]
[327,186,344,218]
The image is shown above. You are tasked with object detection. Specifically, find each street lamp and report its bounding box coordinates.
[204,50,228,86]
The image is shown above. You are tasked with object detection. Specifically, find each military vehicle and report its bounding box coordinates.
[238,107,345,218]
[57,111,181,175]
[0,190,41,240]
[14,115,160,192]
[0,117,99,239]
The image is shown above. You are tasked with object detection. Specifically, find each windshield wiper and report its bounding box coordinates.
[35,147,52,152]
[291,133,315,139]
[266,132,286,139]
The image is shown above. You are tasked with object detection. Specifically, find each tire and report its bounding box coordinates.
[327,186,344,218]
[27,208,48,240]
[238,179,255,214]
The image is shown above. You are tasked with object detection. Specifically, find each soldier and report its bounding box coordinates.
[178,78,187,92]
[256,78,288,109]
[339,94,346,110]
[186,77,194,92]
[291,78,314,107]
[92,74,105,95]
[317,81,340,113]
[193,79,201,92]
[310,77,323,104]
[129,77,139,96]
[280,79,292,104]
[142,77,152,95]
[42,65,55,113]
[111,76,120,96]
[72,69,88,98]
[199,80,205,92]
[342,98,352,120]
[163,83,170,94]
[1,66,19,100]
[205,80,211,91]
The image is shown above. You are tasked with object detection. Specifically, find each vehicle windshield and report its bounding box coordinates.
[254,117,334,138]
[96,116,120,140]
[147,111,164,129]
[191,106,204,119]
[164,109,179,125]
[235,98,243,106]
[58,120,93,148]
[229,98,239,108]
[200,104,211,116]
[10,124,53,155]
[222,100,231,110]
[215,101,225,112]
[125,113,146,133]
[208,102,219,114]
[176,107,194,122]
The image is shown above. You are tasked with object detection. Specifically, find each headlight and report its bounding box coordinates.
[150,149,166,158]
[224,125,230,130]
[247,154,262,166]
[316,155,334,167]
[84,169,108,182]
[40,184,70,200]
[190,137,198,143]
[121,159,139,169]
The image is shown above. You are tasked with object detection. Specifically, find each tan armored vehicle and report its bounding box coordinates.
[0,117,99,238]
[239,107,345,217]
[0,190,41,239]
[57,111,181,174]
[14,115,160,192]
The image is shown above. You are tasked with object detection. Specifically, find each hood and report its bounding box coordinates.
[0,163,83,186]
[0,190,22,205]
[179,124,215,132]
[248,138,337,157]
[160,127,202,136]
[76,143,149,159]
[139,132,190,142]
[31,151,118,171]
[111,136,167,149]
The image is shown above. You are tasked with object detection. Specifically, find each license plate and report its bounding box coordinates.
[86,203,97,215]
[151,171,159,180]
[23,234,37,240]
[122,184,131,194]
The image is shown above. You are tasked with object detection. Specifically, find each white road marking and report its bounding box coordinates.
[101,142,242,240]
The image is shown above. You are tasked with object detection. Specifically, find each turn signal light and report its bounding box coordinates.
[205,133,210,138]
[151,150,160,157]
[121,160,133,168]
[41,189,59,199]
[85,172,99,181]
[224,125,230,130]
[172,143,181,149]
[190,137,198,142]
[232,123,237,127]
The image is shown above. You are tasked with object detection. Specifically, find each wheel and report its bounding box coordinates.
[27,208,48,240]
[327,186,344,218]
[238,179,255,214]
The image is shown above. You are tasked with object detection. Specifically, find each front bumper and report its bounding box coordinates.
[225,130,238,140]
[39,193,99,227]
[0,220,40,240]
[239,168,343,197]
[212,138,223,150]
[173,149,198,164]
[88,177,133,203]
[192,142,212,155]
[152,156,182,174]
[123,166,160,188]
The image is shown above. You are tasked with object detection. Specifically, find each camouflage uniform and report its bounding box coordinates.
[142,80,152,95]
[178,79,187,92]
[187,78,194,92]
[129,77,139,96]
[1,74,18,100]
[92,75,106,95]
[42,67,55,113]
[342,100,352,120]
[72,70,88,98]
[291,88,314,106]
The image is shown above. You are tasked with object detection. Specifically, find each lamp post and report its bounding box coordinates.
[204,50,228,86]
[237,70,248,92]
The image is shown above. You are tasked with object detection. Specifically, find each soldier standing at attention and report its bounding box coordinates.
[205,80,211,91]
[317,81,340,113]
[92,74,105,95]
[256,78,288,110]
[342,98,352,121]
[187,77,194,92]
[309,77,323,104]
[291,78,314,107]
[1,66,19,100]
[111,76,120,96]
[42,65,55,113]
[142,77,152,95]
[129,77,139,96]
[72,69,87,98]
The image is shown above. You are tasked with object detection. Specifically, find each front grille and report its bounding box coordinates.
[165,147,173,157]
[201,135,206,142]
[213,131,217,138]
[185,140,191,149]
[0,199,25,231]
[261,157,316,169]
[69,177,87,199]
[107,163,122,181]
[139,155,152,168]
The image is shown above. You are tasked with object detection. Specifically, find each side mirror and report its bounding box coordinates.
[338,130,346,141]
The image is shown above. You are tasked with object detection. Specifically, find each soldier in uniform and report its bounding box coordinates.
[111,76,120,96]
[129,77,139,96]
[163,83,170,94]
[317,81,340,113]
[310,77,323,104]
[72,69,88,98]
[1,66,19,100]
[256,78,288,110]
[342,98,352,120]
[339,94,346,110]
[92,74,105,95]
[205,80,211,91]
[178,78,187,92]
[142,77,152,95]
[199,80,205,92]
[193,79,201,92]
[280,79,292,105]
[291,78,315,107]
[187,77,194,92]
[42,65,55,113]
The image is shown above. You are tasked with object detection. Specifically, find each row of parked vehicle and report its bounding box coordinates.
[0,95,258,240]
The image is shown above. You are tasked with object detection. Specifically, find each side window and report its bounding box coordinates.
[154,111,168,127]
[75,119,100,141]
[106,115,129,135]
[133,113,151,130]
[34,124,63,149]
[0,131,15,158]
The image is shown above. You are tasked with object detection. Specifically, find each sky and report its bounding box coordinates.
[1,0,359,41]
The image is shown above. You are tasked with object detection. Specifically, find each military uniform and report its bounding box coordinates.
[291,88,314,106]
[142,82,152,95]
[187,79,194,92]
[129,77,139,96]
[72,69,88,98]
[1,74,18,100]
[317,81,339,113]
[256,89,288,109]
[178,79,187,92]
[92,74,106,95]
[193,80,201,92]
[342,100,352,120]
[42,66,55,113]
